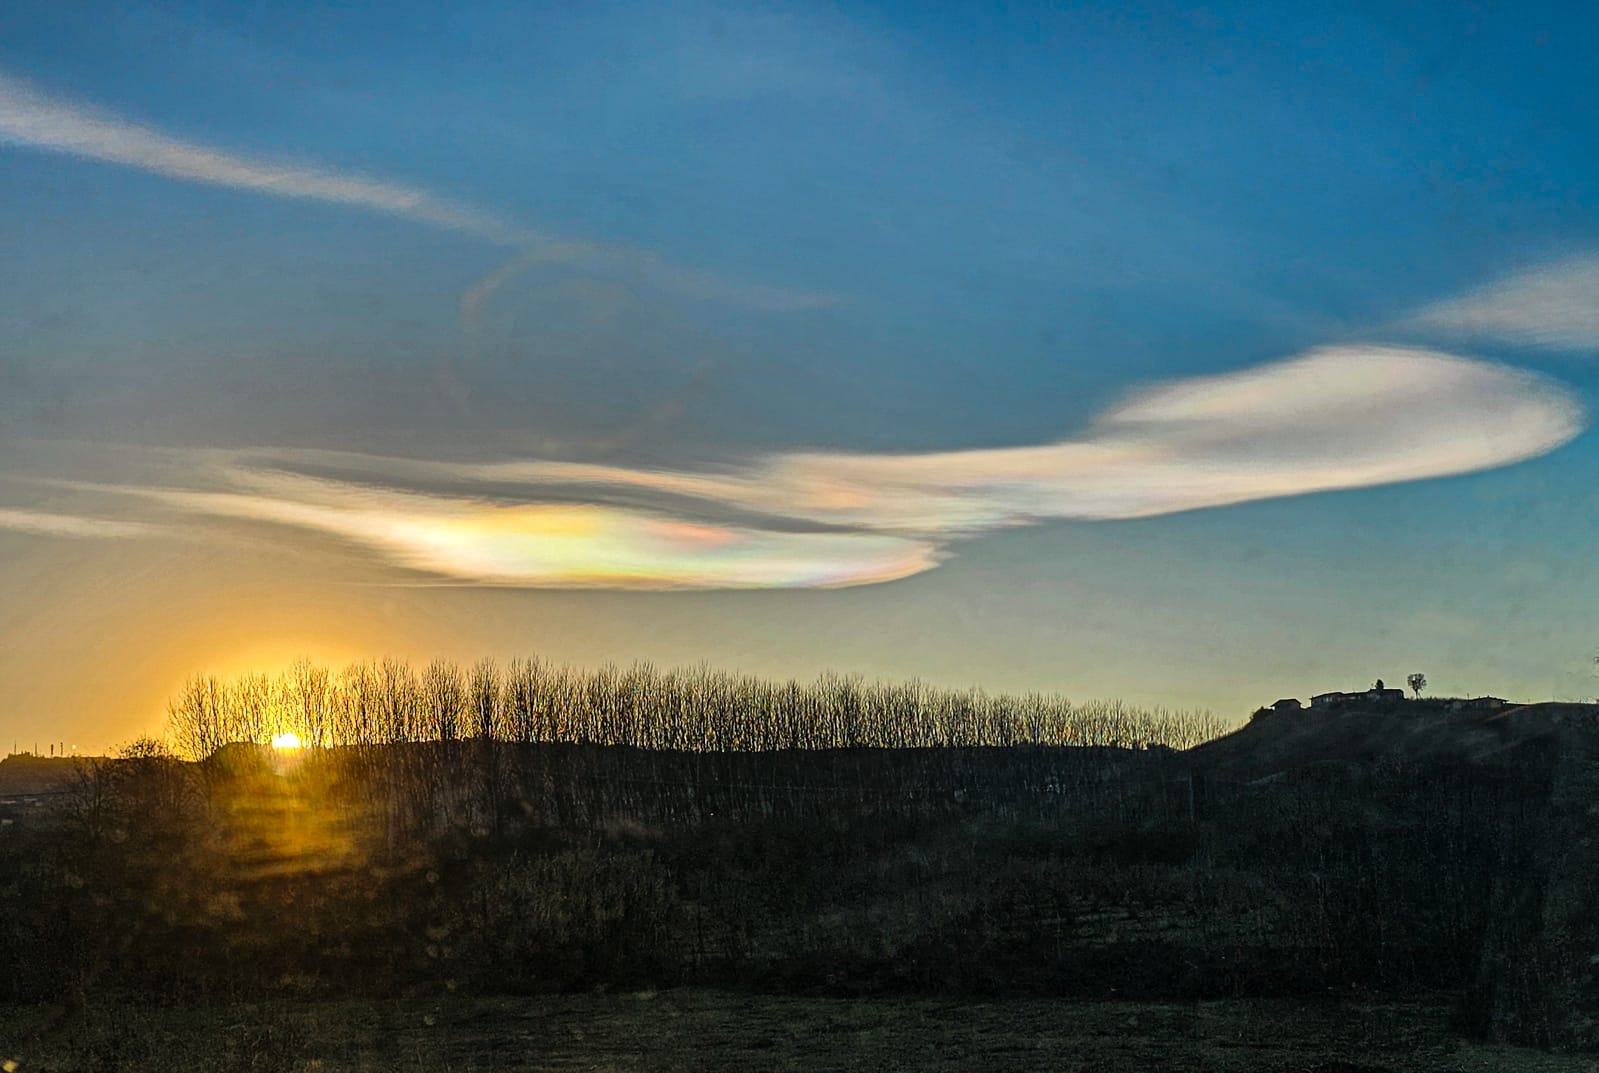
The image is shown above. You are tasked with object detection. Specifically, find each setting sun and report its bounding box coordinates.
[270,732,302,751]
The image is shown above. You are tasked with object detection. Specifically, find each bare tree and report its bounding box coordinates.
[229,671,276,744]
[505,658,541,743]
[332,662,377,747]
[1407,672,1427,699]
[468,658,502,741]
[423,658,465,741]
[376,657,420,743]
[63,756,119,845]
[170,656,1229,755]
[286,658,331,748]
[166,674,228,759]
[114,737,192,817]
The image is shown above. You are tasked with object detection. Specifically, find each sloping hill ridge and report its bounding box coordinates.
[1187,700,1599,1049]
[1186,700,1598,780]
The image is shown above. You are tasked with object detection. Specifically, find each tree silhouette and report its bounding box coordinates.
[161,656,1227,758]
[1407,672,1427,699]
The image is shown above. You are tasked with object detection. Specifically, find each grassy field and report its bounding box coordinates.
[3,990,1591,1073]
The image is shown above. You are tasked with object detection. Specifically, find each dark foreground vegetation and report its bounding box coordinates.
[2,989,1580,1072]
[2,682,1597,1068]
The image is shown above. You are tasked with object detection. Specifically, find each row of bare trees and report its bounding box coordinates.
[165,657,1228,760]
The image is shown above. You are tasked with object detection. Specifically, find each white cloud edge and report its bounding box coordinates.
[1406,254,1599,351]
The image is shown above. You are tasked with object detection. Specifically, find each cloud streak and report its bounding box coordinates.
[89,345,1581,588]
[128,474,937,590]
[0,68,833,311]
[0,508,150,539]
[1407,254,1599,351]
[0,69,529,244]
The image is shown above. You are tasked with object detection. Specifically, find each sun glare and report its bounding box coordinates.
[270,732,303,751]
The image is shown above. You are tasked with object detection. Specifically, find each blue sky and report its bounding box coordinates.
[3,0,1599,747]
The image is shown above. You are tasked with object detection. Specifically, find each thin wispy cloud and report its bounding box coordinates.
[1408,254,1599,351]
[0,68,833,311]
[80,345,1581,589]
[0,508,150,539]
[0,69,529,244]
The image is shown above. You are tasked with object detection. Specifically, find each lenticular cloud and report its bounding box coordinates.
[82,345,1585,588]
[436,344,1583,536]
[749,345,1584,531]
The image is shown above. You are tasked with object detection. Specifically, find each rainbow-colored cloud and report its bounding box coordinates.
[19,345,1585,589]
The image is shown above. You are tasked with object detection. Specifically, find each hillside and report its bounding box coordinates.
[1187,699,1599,1048]
[1186,700,1599,780]
[4,704,1599,1052]
[0,753,79,797]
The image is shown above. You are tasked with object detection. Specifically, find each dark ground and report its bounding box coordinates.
[3,989,1592,1072]
[3,700,1598,1066]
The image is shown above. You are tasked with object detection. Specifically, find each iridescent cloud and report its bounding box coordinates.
[45,345,1583,588]
[429,345,1585,533]
[134,475,938,590]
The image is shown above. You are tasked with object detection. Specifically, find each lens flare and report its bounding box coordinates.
[270,732,303,751]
